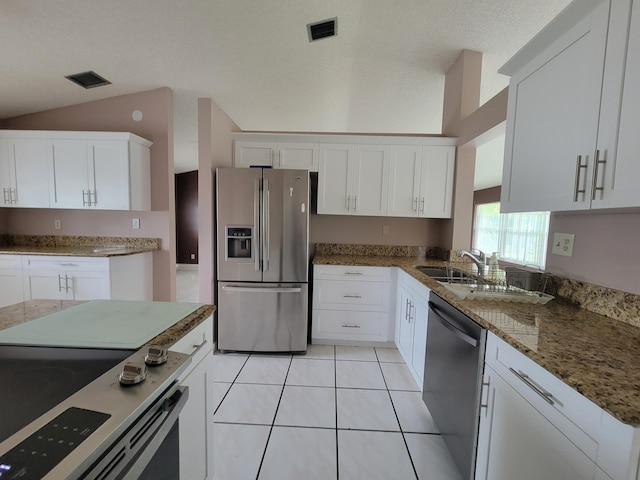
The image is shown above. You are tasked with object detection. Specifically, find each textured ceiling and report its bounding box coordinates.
[0,0,570,178]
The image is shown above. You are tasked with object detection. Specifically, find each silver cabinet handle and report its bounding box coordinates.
[352,195,357,210]
[82,189,90,206]
[480,375,491,415]
[58,274,64,292]
[90,189,97,206]
[573,155,588,202]
[343,294,362,298]
[405,298,411,322]
[509,368,555,405]
[10,188,17,204]
[420,197,425,213]
[413,197,418,211]
[342,324,361,328]
[65,274,71,293]
[346,195,351,211]
[591,149,606,200]
[2,188,9,204]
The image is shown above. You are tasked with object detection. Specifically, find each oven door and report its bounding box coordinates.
[83,384,188,480]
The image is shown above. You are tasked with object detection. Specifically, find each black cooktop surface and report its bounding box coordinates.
[0,345,134,444]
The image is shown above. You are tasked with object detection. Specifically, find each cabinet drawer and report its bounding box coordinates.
[313,279,390,312]
[314,265,391,281]
[313,310,385,338]
[170,315,213,377]
[22,255,108,272]
[486,334,602,460]
[0,255,21,269]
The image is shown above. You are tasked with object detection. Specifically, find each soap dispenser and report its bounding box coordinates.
[488,252,499,280]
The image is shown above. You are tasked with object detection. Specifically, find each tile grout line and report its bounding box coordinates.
[212,354,251,416]
[375,348,420,480]
[254,354,293,480]
[333,345,340,480]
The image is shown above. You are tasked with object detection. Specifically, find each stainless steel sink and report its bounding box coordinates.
[415,266,471,281]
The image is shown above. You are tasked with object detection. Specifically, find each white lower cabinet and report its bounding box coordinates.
[312,265,393,344]
[21,253,152,301]
[170,315,214,480]
[477,333,639,480]
[395,269,429,388]
[0,255,24,307]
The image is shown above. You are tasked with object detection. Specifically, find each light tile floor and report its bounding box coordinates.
[212,344,462,480]
[176,264,199,302]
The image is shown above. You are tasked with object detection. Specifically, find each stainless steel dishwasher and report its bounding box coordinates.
[423,292,486,480]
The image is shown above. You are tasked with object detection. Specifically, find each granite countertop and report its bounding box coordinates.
[314,254,640,426]
[0,299,215,350]
[0,235,160,257]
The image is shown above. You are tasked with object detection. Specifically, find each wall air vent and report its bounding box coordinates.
[307,17,337,42]
[65,71,111,89]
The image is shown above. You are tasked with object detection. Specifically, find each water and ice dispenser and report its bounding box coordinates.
[226,226,253,260]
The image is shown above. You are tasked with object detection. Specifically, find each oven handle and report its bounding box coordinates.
[121,386,189,480]
[428,301,479,348]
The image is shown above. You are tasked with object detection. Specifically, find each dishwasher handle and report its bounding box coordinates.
[428,301,479,348]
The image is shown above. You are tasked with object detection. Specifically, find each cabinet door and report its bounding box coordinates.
[409,289,429,387]
[476,365,597,480]
[90,140,131,210]
[352,145,389,216]
[0,139,11,206]
[69,270,110,300]
[420,146,454,218]
[593,0,640,209]
[278,143,319,171]
[49,139,89,209]
[234,141,275,167]
[23,269,67,300]
[388,146,421,217]
[178,357,209,480]
[396,286,414,364]
[501,0,610,213]
[0,268,24,308]
[11,139,50,208]
[318,144,353,214]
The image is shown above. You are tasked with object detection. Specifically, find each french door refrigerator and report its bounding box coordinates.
[216,167,309,352]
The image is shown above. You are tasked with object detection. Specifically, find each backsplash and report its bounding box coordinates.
[0,235,160,249]
[314,243,448,259]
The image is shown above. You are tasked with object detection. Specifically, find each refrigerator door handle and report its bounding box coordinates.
[221,285,302,294]
[254,178,261,272]
[263,178,270,272]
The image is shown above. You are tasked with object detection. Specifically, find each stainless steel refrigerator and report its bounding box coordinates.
[216,167,309,352]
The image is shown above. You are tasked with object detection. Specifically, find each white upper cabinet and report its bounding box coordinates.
[388,145,455,218]
[234,140,319,171]
[501,0,640,213]
[0,130,151,211]
[0,138,50,208]
[500,0,610,213]
[318,144,389,216]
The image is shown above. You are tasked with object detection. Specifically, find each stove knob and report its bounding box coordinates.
[119,361,147,386]
[144,345,168,366]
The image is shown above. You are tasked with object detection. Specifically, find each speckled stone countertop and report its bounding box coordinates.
[0,235,159,257]
[0,300,215,349]
[314,253,640,426]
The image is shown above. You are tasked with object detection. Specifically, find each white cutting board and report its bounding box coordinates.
[0,300,202,349]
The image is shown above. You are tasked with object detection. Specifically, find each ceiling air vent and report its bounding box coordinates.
[65,71,111,89]
[307,18,337,42]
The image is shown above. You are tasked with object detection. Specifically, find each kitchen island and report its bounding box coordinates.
[0,299,215,479]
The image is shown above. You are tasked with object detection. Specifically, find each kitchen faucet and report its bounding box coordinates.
[458,249,486,276]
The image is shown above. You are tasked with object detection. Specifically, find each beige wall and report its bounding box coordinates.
[473,186,501,205]
[546,212,640,295]
[0,88,176,301]
[198,98,240,303]
[310,215,444,247]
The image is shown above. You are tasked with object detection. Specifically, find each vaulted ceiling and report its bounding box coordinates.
[0,0,570,178]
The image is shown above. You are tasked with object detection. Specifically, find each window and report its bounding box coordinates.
[473,202,550,268]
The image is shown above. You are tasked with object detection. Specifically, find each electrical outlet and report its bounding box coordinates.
[382,225,390,236]
[132,218,140,229]
[551,233,575,257]
[190,253,196,260]
[54,219,61,230]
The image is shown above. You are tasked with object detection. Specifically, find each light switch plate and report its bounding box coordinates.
[551,233,575,257]
[132,218,140,229]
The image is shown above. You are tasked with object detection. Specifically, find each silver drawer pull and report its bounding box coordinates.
[343,294,362,298]
[342,324,361,328]
[190,338,208,356]
[343,272,363,276]
[509,368,555,405]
